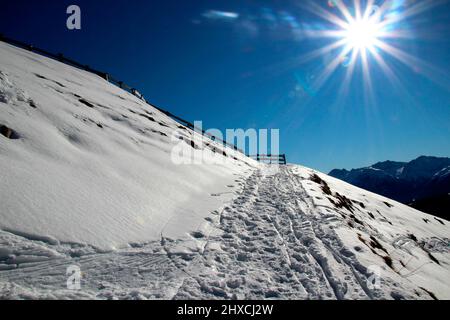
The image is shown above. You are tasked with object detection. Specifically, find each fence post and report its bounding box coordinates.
[118,81,123,89]
[57,53,64,62]
[27,44,34,51]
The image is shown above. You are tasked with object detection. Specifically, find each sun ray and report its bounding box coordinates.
[363,0,376,19]
[292,38,349,65]
[361,48,375,104]
[377,29,414,40]
[255,38,349,81]
[311,45,353,92]
[369,0,395,23]
[304,30,347,39]
[379,0,445,29]
[354,0,362,20]
[374,39,433,71]
[334,0,355,23]
[369,47,401,87]
[301,1,350,29]
[338,48,359,97]
[374,39,450,90]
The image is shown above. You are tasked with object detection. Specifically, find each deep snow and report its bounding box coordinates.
[0,42,256,250]
[0,41,449,300]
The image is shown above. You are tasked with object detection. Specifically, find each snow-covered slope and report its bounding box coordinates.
[1,42,449,300]
[0,41,256,250]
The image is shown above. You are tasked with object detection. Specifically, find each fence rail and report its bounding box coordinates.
[0,34,243,153]
[248,154,287,165]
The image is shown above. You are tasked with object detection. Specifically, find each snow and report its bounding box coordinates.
[396,167,404,176]
[1,41,449,300]
[434,166,450,179]
[0,42,256,250]
[295,167,450,299]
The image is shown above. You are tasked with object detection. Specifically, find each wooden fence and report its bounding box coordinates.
[248,154,287,165]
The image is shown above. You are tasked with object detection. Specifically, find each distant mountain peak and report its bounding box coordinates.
[329,155,450,219]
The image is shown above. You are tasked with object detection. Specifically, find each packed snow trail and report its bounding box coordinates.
[172,166,383,299]
[172,165,450,300]
[2,165,448,299]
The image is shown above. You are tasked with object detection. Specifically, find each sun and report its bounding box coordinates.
[344,18,381,51]
[293,0,443,97]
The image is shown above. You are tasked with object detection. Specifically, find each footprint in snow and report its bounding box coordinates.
[190,231,205,239]
[210,192,233,197]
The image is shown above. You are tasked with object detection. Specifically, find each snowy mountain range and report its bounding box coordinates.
[329,156,450,219]
[0,41,449,300]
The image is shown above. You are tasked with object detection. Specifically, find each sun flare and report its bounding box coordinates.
[296,0,443,97]
[344,18,381,51]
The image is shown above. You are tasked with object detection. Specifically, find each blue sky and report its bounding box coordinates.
[1,0,449,172]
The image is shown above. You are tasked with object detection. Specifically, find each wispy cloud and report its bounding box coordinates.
[197,7,313,42]
[202,10,239,20]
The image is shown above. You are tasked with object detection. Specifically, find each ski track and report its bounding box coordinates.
[0,166,446,299]
[172,166,374,299]
[1,165,399,300]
